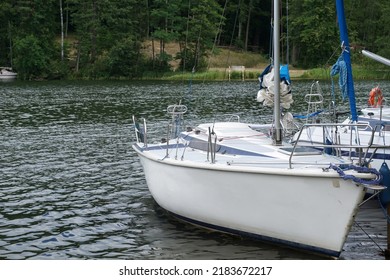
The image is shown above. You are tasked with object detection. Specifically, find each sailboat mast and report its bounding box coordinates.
[335,0,358,122]
[273,0,282,144]
[8,21,13,68]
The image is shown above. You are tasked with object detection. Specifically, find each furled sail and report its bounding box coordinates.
[257,64,293,109]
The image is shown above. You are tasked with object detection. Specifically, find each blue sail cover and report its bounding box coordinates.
[280,64,291,83]
[335,0,358,122]
[258,64,291,89]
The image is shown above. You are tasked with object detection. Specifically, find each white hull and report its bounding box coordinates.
[361,107,390,120]
[0,68,17,80]
[132,121,372,257]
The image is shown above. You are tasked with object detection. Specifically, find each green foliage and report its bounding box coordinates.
[173,0,224,72]
[289,0,338,68]
[150,0,182,43]
[68,0,145,70]
[107,37,145,78]
[2,1,61,79]
[154,52,174,71]
[48,60,70,80]
[13,35,49,80]
[1,0,390,80]
[0,1,13,66]
[176,48,208,72]
[344,0,389,58]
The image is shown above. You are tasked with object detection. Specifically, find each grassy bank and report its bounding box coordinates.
[144,67,390,81]
[147,68,262,81]
[301,66,390,80]
[141,44,389,81]
[146,65,389,81]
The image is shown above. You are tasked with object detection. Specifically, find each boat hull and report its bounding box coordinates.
[0,69,17,80]
[134,145,365,258]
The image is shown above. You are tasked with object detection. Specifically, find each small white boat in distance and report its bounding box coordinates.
[0,67,17,80]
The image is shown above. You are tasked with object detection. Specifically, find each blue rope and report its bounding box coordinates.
[330,55,348,100]
[293,110,323,119]
[329,164,383,185]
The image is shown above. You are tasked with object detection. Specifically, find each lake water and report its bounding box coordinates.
[1,79,389,260]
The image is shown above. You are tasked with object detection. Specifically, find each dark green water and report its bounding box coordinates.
[0,79,389,260]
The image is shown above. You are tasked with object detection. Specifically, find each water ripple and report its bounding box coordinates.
[1,80,389,260]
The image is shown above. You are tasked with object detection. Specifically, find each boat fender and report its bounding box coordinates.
[379,162,390,206]
[368,86,383,108]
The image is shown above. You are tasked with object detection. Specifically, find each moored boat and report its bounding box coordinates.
[0,67,17,80]
[131,0,386,258]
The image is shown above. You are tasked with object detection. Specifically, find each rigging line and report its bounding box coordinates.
[211,0,241,123]
[222,0,242,76]
[353,221,385,253]
[182,0,192,79]
[190,8,206,75]
[8,21,14,68]
[186,2,206,76]
[325,44,342,68]
[269,0,273,64]
[203,0,229,84]
[184,1,206,112]
[177,0,193,112]
[286,0,289,64]
[280,0,284,65]
[212,0,229,55]
[193,24,203,72]
[269,23,273,64]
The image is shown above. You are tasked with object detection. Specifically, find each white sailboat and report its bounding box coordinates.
[132,0,384,258]
[0,67,17,80]
[295,104,390,171]
[341,50,390,170]
[294,53,390,171]
[1,22,17,81]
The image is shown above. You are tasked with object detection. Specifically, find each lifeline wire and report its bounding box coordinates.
[353,221,385,253]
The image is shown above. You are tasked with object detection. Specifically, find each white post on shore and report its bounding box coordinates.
[228,66,245,81]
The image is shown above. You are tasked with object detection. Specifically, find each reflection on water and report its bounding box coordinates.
[0,80,389,260]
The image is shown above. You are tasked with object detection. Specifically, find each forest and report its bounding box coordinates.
[0,0,389,80]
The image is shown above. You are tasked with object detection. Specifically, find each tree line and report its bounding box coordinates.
[0,0,388,80]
